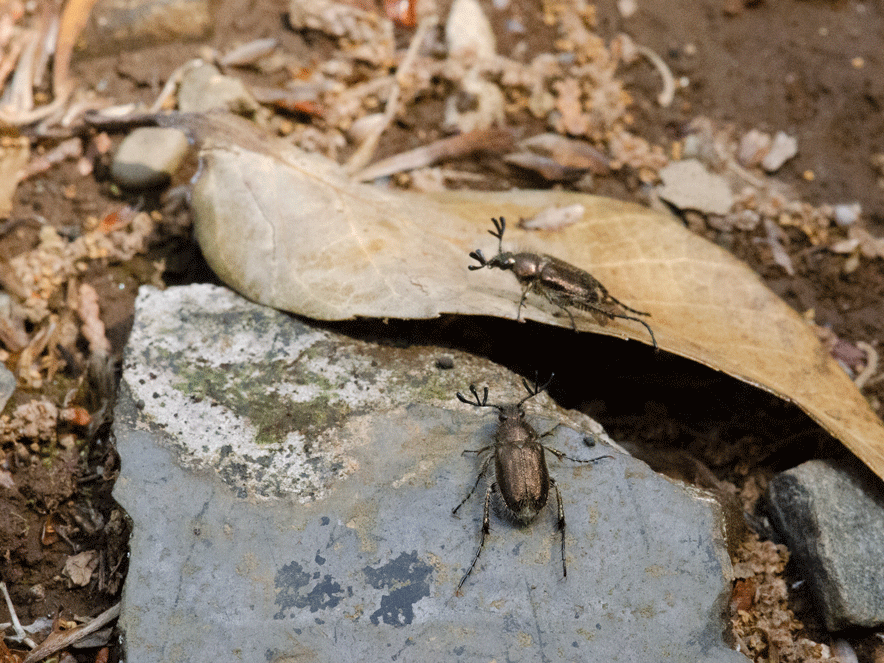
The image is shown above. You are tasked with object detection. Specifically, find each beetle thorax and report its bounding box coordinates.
[495,406,536,447]
[509,252,544,281]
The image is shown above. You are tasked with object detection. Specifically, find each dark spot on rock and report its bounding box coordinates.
[363,551,433,627]
[273,561,345,619]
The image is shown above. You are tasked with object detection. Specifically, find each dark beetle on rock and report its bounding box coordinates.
[452,376,611,595]
[469,216,657,349]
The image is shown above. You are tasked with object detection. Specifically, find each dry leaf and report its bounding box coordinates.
[173,113,884,482]
[63,550,98,586]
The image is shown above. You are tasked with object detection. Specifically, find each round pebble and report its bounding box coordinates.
[833,203,861,226]
[110,127,190,189]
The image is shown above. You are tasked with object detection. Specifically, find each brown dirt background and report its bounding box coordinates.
[1,0,883,661]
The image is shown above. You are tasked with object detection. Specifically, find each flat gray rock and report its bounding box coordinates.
[767,459,884,630]
[114,284,746,662]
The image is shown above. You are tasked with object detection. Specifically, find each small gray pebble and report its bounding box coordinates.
[111,127,190,189]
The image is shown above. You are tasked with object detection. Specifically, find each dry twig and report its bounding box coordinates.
[22,603,120,663]
[355,127,513,181]
[345,15,437,175]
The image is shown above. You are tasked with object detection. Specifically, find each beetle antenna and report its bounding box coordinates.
[468,249,489,271]
[457,384,497,409]
[489,217,506,254]
[519,372,553,405]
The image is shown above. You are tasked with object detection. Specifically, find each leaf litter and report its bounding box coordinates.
[1,0,884,660]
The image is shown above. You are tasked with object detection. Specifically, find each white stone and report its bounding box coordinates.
[762,131,798,173]
[657,159,735,215]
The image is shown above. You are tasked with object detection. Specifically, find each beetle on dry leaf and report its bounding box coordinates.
[469,217,657,349]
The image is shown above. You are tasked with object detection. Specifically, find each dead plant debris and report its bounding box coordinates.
[2,0,883,661]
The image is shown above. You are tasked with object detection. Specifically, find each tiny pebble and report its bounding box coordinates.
[436,355,455,370]
[110,127,190,189]
[833,203,861,227]
[617,0,637,18]
[28,583,46,601]
[831,638,859,663]
[762,131,798,172]
[505,18,525,33]
[738,128,772,168]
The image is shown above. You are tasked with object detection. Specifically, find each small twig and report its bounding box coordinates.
[0,32,27,91]
[1,581,37,649]
[355,127,513,181]
[22,603,120,663]
[0,87,70,125]
[636,44,676,108]
[218,38,277,68]
[854,341,879,390]
[345,15,437,175]
[762,217,796,276]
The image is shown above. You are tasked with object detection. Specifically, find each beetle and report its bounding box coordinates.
[468,216,657,349]
[452,376,611,595]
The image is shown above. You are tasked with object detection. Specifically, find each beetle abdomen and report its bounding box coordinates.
[495,445,550,524]
[536,255,604,303]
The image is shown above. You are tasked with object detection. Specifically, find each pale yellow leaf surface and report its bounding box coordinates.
[179,114,884,481]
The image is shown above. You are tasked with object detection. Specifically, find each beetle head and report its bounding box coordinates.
[468,216,517,272]
[468,248,516,272]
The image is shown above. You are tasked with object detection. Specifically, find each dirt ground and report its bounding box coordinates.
[2,0,883,661]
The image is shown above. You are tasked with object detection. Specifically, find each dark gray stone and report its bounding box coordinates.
[767,459,884,630]
[114,284,747,662]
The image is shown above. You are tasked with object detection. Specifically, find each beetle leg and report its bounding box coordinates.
[538,287,579,331]
[553,299,578,331]
[516,281,534,322]
[537,423,563,440]
[550,478,567,578]
[542,443,613,466]
[452,452,493,516]
[598,281,651,317]
[456,482,495,595]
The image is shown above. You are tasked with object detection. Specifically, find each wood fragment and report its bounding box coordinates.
[218,38,277,67]
[22,603,120,663]
[636,44,676,108]
[854,341,879,390]
[1,581,38,650]
[345,15,437,175]
[356,127,513,181]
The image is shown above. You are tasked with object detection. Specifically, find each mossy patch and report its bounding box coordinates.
[171,358,350,446]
